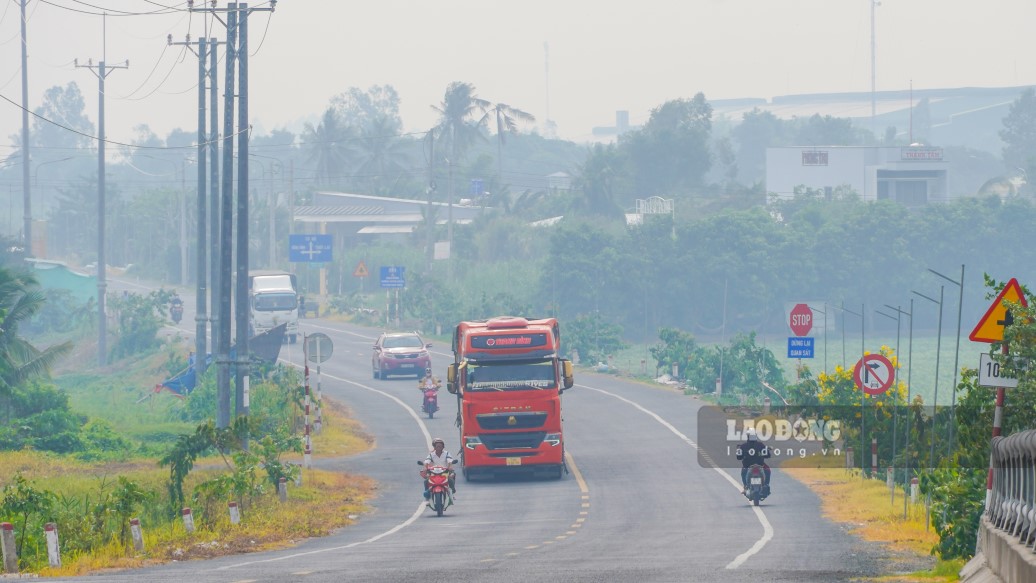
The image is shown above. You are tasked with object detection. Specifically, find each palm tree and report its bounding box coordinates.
[0,266,72,410]
[355,114,411,195]
[301,107,357,189]
[431,82,490,276]
[481,103,535,190]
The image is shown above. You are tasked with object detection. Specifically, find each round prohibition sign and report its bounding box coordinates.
[853,354,895,395]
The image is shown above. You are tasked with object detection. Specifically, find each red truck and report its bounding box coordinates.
[446,316,574,480]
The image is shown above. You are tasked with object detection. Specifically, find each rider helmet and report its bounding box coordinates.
[745,428,758,441]
[431,437,445,447]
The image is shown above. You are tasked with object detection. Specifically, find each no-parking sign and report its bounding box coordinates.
[853,354,895,396]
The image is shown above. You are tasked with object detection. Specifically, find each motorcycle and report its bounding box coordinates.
[418,460,455,517]
[744,464,769,506]
[170,303,183,325]
[421,387,439,419]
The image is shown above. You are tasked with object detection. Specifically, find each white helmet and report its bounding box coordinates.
[431,437,445,447]
[745,428,758,441]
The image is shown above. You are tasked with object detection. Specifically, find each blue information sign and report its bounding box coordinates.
[289,234,332,263]
[380,266,406,288]
[787,337,815,359]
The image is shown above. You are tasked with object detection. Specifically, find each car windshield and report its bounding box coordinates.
[253,293,297,311]
[383,335,424,349]
[466,360,556,392]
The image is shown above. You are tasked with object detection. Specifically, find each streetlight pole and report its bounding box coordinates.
[912,286,944,470]
[928,265,964,454]
[835,302,865,473]
[886,301,914,518]
[876,305,902,505]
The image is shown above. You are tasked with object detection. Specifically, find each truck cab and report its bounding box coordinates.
[447,316,574,480]
[248,270,299,344]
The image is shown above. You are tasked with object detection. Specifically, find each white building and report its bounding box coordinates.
[766,146,949,206]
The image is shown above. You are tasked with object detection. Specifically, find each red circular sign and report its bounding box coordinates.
[789,303,813,337]
[853,354,895,395]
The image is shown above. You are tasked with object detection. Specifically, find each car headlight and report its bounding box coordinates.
[544,433,562,447]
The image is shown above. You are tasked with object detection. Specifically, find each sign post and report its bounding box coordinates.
[969,277,1028,508]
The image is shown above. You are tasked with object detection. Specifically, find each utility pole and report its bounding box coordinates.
[168,33,223,383]
[19,0,31,253]
[209,36,221,362]
[189,0,275,430]
[236,3,250,426]
[76,52,127,367]
[425,131,435,271]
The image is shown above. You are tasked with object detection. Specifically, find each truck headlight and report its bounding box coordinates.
[464,436,482,450]
[544,433,562,447]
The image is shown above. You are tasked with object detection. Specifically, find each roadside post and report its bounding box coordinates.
[1,522,17,573]
[44,523,60,567]
[968,278,1027,509]
[130,518,144,551]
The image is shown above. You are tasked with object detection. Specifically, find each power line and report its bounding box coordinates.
[40,0,183,16]
[0,90,248,149]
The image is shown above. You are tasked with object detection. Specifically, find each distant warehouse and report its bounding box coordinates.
[766,146,948,206]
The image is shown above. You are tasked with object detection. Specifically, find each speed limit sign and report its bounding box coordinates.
[978,353,1019,388]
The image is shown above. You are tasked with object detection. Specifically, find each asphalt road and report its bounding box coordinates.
[62,289,904,582]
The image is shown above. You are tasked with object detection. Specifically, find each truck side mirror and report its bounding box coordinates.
[561,359,574,390]
[446,363,459,395]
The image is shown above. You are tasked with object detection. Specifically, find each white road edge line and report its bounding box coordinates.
[216,370,432,571]
[578,384,773,570]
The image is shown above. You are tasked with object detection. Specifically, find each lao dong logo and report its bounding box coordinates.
[726,417,841,443]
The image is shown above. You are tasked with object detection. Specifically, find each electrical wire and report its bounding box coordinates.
[46,0,182,16]
[250,9,272,56]
[0,89,249,149]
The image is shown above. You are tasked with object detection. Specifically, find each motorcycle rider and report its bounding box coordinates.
[736,427,772,496]
[423,437,456,499]
[419,368,441,391]
[170,292,184,321]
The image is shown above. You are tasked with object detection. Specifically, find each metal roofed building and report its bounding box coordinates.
[293,191,488,241]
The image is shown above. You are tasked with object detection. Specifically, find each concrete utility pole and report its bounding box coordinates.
[168,33,223,381]
[209,36,221,361]
[189,0,275,430]
[76,54,127,367]
[236,3,250,426]
[19,0,31,253]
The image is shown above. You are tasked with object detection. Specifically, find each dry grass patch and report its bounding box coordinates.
[782,462,962,581]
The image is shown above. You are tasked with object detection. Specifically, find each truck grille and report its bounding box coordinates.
[479,431,546,450]
[476,412,547,430]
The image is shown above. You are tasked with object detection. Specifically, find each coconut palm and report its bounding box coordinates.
[0,266,72,398]
[301,107,357,189]
[355,114,411,195]
[481,103,535,189]
[431,83,490,274]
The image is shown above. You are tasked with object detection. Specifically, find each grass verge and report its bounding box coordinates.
[1,396,376,577]
[782,460,965,582]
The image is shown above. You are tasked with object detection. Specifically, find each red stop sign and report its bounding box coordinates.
[789,303,812,336]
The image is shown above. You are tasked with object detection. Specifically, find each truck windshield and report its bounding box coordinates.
[254,293,297,311]
[466,360,557,392]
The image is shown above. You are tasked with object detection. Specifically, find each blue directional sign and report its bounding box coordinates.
[788,337,815,359]
[470,178,484,196]
[289,234,332,263]
[380,266,406,288]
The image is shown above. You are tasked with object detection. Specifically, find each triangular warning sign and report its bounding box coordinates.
[353,260,369,278]
[969,277,1028,343]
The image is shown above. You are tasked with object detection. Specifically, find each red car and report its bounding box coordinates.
[372,332,432,379]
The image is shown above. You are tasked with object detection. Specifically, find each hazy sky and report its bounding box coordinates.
[2,0,1035,154]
